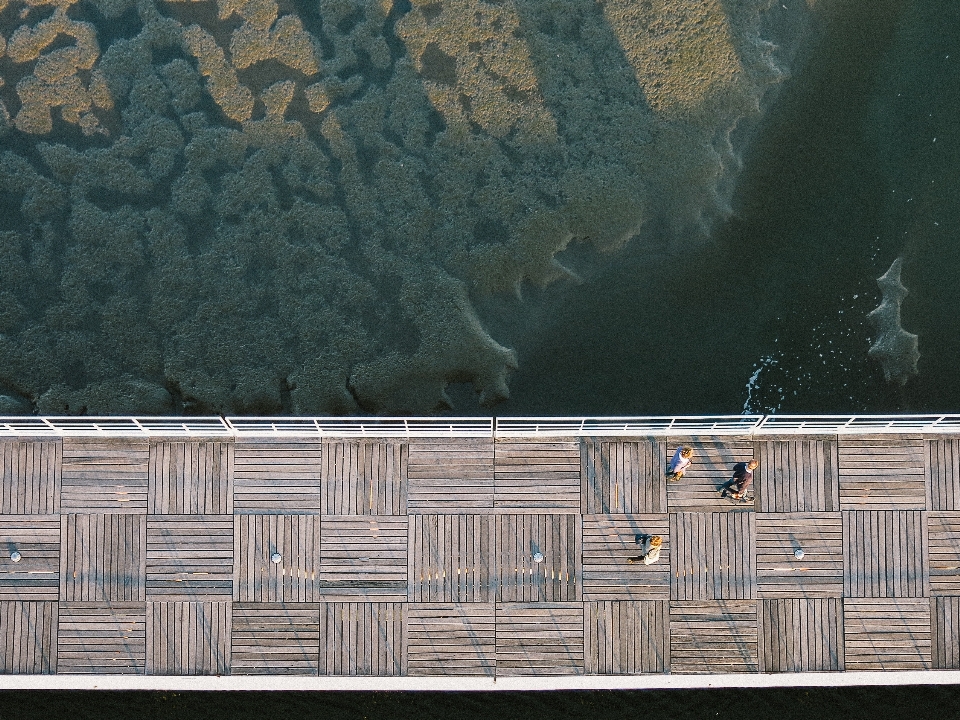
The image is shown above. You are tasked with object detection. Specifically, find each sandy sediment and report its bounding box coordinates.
[0,0,808,415]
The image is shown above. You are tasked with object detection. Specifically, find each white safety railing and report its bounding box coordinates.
[754,414,960,434]
[494,416,763,437]
[224,417,493,437]
[0,416,233,436]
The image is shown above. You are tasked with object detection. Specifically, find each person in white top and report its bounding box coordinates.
[665,446,693,482]
[627,534,662,564]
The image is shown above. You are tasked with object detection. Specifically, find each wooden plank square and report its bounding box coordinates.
[146,600,230,675]
[665,438,756,512]
[146,516,233,599]
[755,439,838,512]
[61,439,149,513]
[231,602,320,675]
[494,441,580,512]
[234,440,322,514]
[756,513,843,598]
[842,510,927,598]
[671,512,755,600]
[321,441,406,515]
[235,514,321,602]
[496,603,584,676]
[319,516,407,600]
[57,602,145,674]
[928,512,960,595]
[928,439,960,511]
[584,600,669,674]
[407,603,495,676]
[320,602,406,676]
[759,598,843,672]
[495,514,581,603]
[149,441,233,515]
[0,516,60,600]
[406,440,493,513]
[669,600,758,674]
[0,440,61,514]
[581,439,665,514]
[843,598,931,670]
[408,515,495,603]
[60,514,146,602]
[933,596,960,669]
[582,514,670,600]
[838,437,926,509]
[0,601,58,673]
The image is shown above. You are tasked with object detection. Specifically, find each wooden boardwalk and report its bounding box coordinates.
[1,432,959,677]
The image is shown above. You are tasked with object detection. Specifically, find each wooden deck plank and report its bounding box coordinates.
[932,596,960,669]
[235,514,321,602]
[843,598,931,670]
[0,601,57,673]
[234,440,322,514]
[321,441,406,515]
[0,517,60,601]
[231,602,320,675]
[406,441,494,513]
[838,438,926,509]
[60,514,145,602]
[755,439,838,512]
[584,600,668,674]
[929,439,960,510]
[408,515,494,603]
[756,513,843,598]
[495,514,581,603]
[843,510,927,598]
[582,514,669,600]
[759,598,843,672]
[670,512,754,601]
[494,441,580,512]
[669,600,758,674]
[146,600,230,675]
[407,603,495,676]
[496,603,584,676]
[149,442,233,515]
[320,602,405,676]
[581,439,666,514]
[928,512,960,595]
[146,516,233,599]
[0,441,61,515]
[319,516,407,600]
[61,439,149,513]
[665,438,756,513]
[57,602,145,674]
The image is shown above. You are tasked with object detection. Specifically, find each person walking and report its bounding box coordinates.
[721,459,758,500]
[627,534,662,564]
[665,446,693,482]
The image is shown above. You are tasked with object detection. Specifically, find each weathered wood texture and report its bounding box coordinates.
[0,441,60,514]
[666,438,755,512]
[756,513,843,598]
[0,601,57,673]
[321,442,406,515]
[0,516,60,600]
[838,437,926,509]
[670,512,755,601]
[755,439,838,512]
[928,439,960,510]
[928,512,960,595]
[408,515,495,603]
[843,510,927,597]
[146,600,230,675]
[231,602,320,675]
[319,516,408,600]
[234,514,321,602]
[57,602,146,674]
[406,441,494,512]
[406,603,495,676]
[233,441,322,513]
[494,441,580,512]
[582,514,670,600]
[581,439,665,514]
[670,600,758,674]
[146,516,233,599]
[759,598,844,672]
[149,442,233,515]
[60,514,146,602]
[495,514,581,602]
[61,439,149,513]
[495,603,584,676]
[932,596,960,670]
[320,602,406,676]
[584,600,669,674]
[843,598,931,670]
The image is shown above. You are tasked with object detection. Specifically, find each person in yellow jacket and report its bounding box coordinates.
[627,534,662,564]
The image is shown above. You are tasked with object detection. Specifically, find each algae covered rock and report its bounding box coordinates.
[867,257,920,386]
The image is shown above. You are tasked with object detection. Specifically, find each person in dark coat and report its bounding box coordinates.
[720,459,758,500]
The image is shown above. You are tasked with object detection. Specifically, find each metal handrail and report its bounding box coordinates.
[753,414,960,434]
[494,416,763,437]
[224,417,493,437]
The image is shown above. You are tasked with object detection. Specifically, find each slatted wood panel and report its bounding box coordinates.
[146,516,233,599]
[584,600,669,674]
[321,442,406,515]
[149,442,233,515]
[755,439,838,512]
[494,441,580,511]
[496,603,584,676]
[146,601,230,675]
[932,596,960,669]
[759,598,843,672]
[496,514,581,602]
[408,515,495,602]
[582,514,670,600]
[843,510,927,597]
[843,598,931,670]
[581,439,665,514]
[670,600,758,674]
[231,602,320,675]
[319,516,407,600]
[406,441,493,513]
[60,514,146,602]
[0,601,57,673]
[666,438,755,512]
[930,512,960,595]
[838,437,926,509]
[235,514,320,602]
[671,512,755,600]
[928,439,960,510]
[61,439,149,513]
[233,440,322,513]
[320,602,406,676]
[756,513,843,598]
[406,603,495,676]
[0,516,60,600]
[57,602,145,673]
[0,441,61,514]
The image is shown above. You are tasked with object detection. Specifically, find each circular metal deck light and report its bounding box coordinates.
[533,552,544,563]
[271,552,282,564]
[10,551,22,563]
[794,548,805,560]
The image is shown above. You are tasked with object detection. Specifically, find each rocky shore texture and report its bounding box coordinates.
[0,0,798,415]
